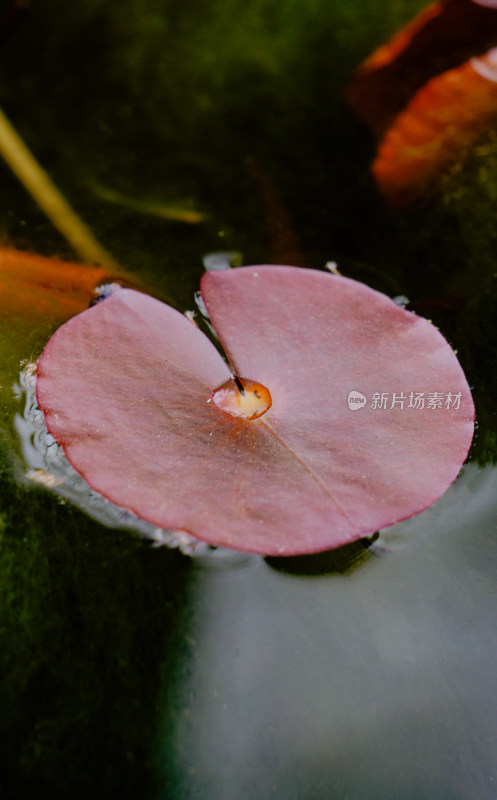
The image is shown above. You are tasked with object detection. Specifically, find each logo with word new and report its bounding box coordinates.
[347,390,367,410]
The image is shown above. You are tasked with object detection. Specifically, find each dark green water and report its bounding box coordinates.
[1,1,497,798]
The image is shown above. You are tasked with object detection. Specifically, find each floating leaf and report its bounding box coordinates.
[36,266,474,556]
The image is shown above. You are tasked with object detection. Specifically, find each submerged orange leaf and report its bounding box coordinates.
[0,247,134,400]
[372,52,497,206]
[0,247,122,325]
[347,0,497,134]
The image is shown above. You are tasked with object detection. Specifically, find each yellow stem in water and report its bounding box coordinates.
[0,106,121,271]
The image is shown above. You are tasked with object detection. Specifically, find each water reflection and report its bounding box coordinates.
[202,250,242,271]
[157,464,497,800]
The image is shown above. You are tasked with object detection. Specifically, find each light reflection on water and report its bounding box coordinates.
[378,460,497,552]
[157,462,497,800]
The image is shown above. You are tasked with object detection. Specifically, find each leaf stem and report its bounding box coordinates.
[0,106,121,271]
[233,374,246,394]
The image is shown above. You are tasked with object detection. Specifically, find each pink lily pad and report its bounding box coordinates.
[35,266,474,556]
